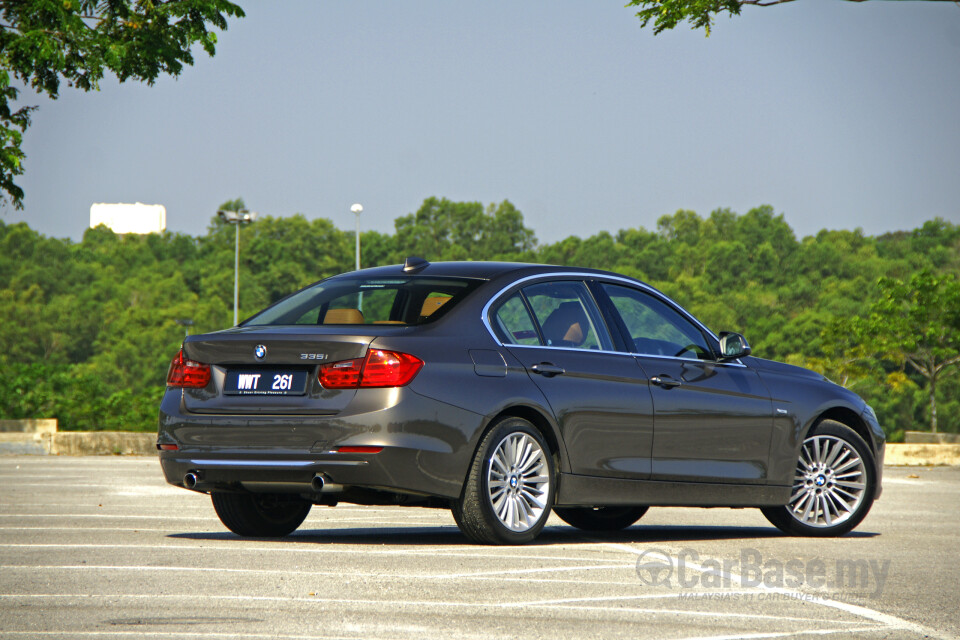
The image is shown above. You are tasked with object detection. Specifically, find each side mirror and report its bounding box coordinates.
[718,332,751,361]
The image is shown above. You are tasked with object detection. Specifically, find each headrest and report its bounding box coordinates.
[420,296,452,317]
[323,308,365,324]
[541,301,589,346]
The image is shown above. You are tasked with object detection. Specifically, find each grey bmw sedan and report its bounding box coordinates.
[158,259,884,544]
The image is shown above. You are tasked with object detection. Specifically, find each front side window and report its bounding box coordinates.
[602,283,713,360]
[244,277,482,326]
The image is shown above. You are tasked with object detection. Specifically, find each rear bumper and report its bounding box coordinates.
[157,386,485,499]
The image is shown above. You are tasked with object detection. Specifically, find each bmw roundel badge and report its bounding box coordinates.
[254,344,267,360]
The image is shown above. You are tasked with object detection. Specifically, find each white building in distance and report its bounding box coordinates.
[90,202,167,234]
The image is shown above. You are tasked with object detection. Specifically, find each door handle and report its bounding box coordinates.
[531,362,565,377]
[650,375,681,388]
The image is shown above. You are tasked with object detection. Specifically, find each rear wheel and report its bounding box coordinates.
[555,505,648,532]
[211,492,311,537]
[761,420,875,537]
[452,417,554,544]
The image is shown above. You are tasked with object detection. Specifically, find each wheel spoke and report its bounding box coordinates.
[786,434,866,529]
[833,456,863,475]
[486,431,550,533]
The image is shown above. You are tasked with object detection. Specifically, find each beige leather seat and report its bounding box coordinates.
[323,308,365,324]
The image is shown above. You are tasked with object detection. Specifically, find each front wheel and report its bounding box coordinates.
[761,420,876,537]
[554,505,649,532]
[452,417,555,544]
[211,492,311,537]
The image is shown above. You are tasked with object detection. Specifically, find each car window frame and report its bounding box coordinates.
[482,272,740,364]
[487,276,617,353]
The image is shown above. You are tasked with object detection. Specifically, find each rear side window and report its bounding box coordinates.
[244,277,482,326]
[493,293,540,345]
[491,280,614,351]
[523,281,612,350]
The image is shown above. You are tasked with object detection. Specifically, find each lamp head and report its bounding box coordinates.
[351,203,363,214]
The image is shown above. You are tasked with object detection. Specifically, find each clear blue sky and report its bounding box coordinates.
[8,0,960,244]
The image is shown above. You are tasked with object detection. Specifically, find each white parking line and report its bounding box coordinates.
[0,527,180,532]
[0,514,217,520]
[671,628,889,640]
[0,593,880,627]
[0,632,353,640]
[0,564,632,580]
[604,542,959,640]
[0,543,624,564]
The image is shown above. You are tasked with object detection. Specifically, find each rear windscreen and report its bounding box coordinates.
[243,276,484,327]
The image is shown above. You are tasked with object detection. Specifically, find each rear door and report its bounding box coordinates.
[596,282,774,484]
[491,279,655,479]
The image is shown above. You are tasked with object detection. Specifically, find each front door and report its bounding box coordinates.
[597,282,774,484]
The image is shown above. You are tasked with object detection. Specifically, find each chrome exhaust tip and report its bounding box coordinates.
[184,472,200,490]
[311,474,325,492]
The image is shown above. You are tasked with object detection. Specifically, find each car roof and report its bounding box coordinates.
[342,260,622,281]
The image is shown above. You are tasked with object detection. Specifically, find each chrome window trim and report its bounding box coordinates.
[481,271,746,368]
[502,342,746,368]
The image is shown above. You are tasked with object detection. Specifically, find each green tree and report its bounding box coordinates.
[0,0,244,208]
[867,270,960,433]
[626,0,956,36]
[394,198,536,261]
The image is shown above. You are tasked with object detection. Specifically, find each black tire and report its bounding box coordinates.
[554,505,649,532]
[452,417,555,545]
[761,419,876,537]
[211,492,312,537]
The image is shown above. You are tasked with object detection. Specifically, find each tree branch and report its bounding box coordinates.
[905,355,932,379]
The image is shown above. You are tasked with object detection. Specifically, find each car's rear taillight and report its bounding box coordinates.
[360,349,423,387]
[317,358,364,389]
[166,349,211,388]
[318,349,423,389]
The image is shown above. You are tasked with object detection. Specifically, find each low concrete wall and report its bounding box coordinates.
[885,443,960,466]
[904,431,960,444]
[0,431,156,456]
[48,432,156,456]
[0,432,52,455]
[0,419,57,434]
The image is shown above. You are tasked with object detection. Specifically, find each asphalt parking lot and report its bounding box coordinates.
[0,456,957,640]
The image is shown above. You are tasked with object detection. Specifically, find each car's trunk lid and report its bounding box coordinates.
[181,327,376,415]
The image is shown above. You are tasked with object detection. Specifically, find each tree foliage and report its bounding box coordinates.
[0,0,244,208]
[0,198,957,439]
[865,270,960,433]
[626,0,958,36]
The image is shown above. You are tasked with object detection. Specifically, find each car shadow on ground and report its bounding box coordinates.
[168,524,879,546]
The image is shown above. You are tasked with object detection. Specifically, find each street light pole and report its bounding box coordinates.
[351,203,363,271]
[217,208,258,326]
[175,318,194,339]
[233,220,240,325]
